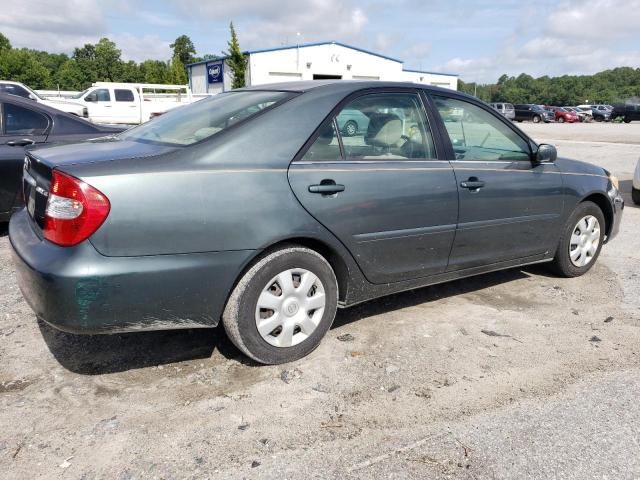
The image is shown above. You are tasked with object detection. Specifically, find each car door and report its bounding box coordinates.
[84,88,113,123]
[429,94,564,271]
[113,88,139,124]
[0,101,50,215]
[288,89,459,284]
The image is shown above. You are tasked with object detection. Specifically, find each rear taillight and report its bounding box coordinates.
[44,170,110,246]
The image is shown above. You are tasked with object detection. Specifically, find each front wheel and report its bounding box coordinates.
[532,115,541,123]
[632,187,640,205]
[558,117,565,123]
[343,120,358,137]
[549,201,605,277]
[624,117,632,123]
[222,246,338,364]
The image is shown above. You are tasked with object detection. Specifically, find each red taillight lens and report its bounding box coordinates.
[44,170,110,246]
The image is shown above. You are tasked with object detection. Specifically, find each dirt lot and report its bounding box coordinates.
[1,122,639,479]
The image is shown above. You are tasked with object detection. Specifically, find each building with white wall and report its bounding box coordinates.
[187,41,457,94]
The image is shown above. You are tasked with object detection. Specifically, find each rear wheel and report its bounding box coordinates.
[549,201,605,277]
[343,120,358,137]
[632,187,640,205]
[624,117,632,123]
[558,117,565,123]
[222,246,338,364]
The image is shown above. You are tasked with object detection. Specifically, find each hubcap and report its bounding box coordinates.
[255,268,326,348]
[569,215,600,267]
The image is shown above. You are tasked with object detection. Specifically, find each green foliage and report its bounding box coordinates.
[460,68,640,105]
[170,35,196,66]
[169,54,188,85]
[225,22,246,89]
[0,32,12,52]
[139,60,170,84]
[0,48,50,88]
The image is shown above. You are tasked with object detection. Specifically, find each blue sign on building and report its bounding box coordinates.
[207,62,224,84]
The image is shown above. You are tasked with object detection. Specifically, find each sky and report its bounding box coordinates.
[2,0,639,83]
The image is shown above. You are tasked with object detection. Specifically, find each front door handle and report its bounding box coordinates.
[460,178,485,191]
[308,182,345,194]
[7,139,35,147]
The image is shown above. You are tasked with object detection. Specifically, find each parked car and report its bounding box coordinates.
[0,81,87,117]
[564,107,591,122]
[579,104,611,122]
[489,102,515,120]
[513,104,554,123]
[67,82,199,125]
[336,108,370,136]
[0,93,123,223]
[10,81,624,365]
[634,158,640,205]
[610,103,640,123]
[548,106,579,123]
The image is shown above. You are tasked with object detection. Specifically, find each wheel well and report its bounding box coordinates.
[582,193,613,237]
[236,237,351,303]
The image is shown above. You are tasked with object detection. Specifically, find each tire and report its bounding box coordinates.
[343,120,358,137]
[558,117,565,123]
[532,115,541,123]
[549,201,605,277]
[624,117,632,124]
[222,246,338,364]
[632,187,640,205]
[594,116,602,122]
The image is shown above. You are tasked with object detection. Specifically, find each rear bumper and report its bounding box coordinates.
[9,210,254,334]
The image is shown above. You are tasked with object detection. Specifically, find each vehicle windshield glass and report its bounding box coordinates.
[71,88,90,99]
[120,91,295,146]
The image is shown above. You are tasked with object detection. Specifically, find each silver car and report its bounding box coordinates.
[489,102,515,120]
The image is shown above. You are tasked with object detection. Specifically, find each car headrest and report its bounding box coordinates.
[365,113,402,148]
[316,123,335,145]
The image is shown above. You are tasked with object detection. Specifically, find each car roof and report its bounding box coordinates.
[239,79,465,97]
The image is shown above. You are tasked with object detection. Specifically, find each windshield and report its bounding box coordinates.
[120,91,295,146]
[71,88,91,99]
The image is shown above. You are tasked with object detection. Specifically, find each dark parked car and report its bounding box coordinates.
[0,93,122,222]
[10,81,624,365]
[513,104,553,123]
[610,103,640,123]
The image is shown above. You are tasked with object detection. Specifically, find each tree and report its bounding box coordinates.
[0,32,11,52]
[170,35,196,66]
[225,22,246,89]
[94,38,122,81]
[0,49,50,88]
[55,59,87,90]
[140,59,170,84]
[168,54,187,84]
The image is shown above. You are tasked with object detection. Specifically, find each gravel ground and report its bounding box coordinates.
[1,122,639,479]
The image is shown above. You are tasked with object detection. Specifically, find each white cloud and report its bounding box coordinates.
[171,0,368,50]
[436,0,640,82]
[114,33,172,62]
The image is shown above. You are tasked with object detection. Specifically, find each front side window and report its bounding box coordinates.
[87,89,110,102]
[3,103,49,135]
[433,96,530,162]
[115,89,135,102]
[120,91,294,146]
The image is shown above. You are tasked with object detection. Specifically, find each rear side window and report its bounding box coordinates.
[433,95,530,162]
[115,89,135,102]
[3,103,49,135]
[303,92,436,161]
[120,91,295,146]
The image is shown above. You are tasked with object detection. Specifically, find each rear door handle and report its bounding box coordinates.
[460,179,485,190]
[7,139,35,147]
[308,183,345,194]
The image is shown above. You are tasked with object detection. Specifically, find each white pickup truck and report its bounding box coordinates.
[67,82,203,125]
[0,80,87,117]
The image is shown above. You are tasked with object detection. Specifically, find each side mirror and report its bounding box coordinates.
[28,93,38,101]
[85,94,95,102]
[534,143,557,164]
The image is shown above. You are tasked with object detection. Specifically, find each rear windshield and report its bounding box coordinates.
[120,91,295,146]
